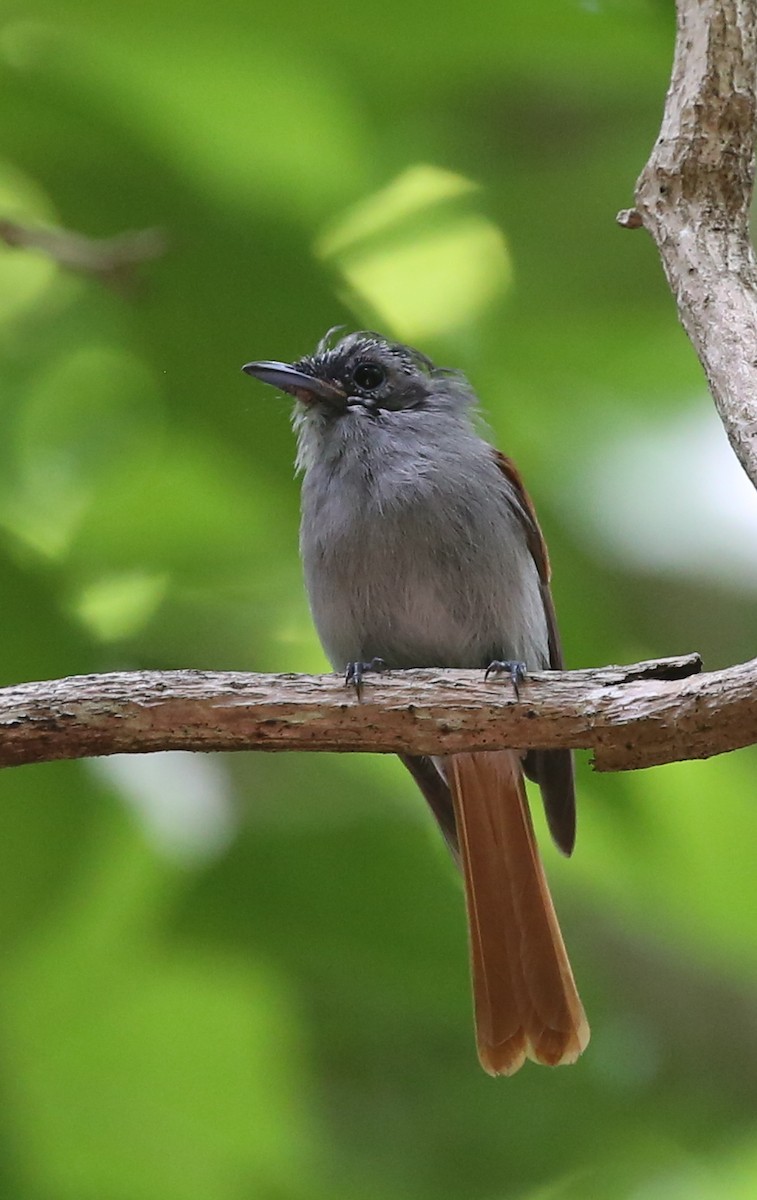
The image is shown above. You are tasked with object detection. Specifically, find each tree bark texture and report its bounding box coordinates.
[6,653,755,776]
[620,0,757,487]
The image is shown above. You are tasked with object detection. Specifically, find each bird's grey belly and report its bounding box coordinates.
[308,567,475,669]
[302,513,548,672]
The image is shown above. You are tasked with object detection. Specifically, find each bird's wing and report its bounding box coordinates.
[492,449,576,855]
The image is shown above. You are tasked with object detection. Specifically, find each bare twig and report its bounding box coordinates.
[618,0,757,488]
[0,220,167,288]
[6,652,756,776]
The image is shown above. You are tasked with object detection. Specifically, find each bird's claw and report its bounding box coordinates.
[484,659,527,698]
[345,658,388,692]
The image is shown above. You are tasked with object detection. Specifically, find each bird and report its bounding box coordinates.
[243,329,589,1074]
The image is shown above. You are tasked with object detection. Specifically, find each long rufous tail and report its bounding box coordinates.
[447,750,589,1075]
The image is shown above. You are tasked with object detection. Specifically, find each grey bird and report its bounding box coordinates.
[243,329,589,1074]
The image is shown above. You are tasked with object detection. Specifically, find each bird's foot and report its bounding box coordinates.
[484,659,527,699]
[344,658,388,696]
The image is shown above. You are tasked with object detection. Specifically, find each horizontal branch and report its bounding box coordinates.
[0,219,167,288]
[2,651,754,774]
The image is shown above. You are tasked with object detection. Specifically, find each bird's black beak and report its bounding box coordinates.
[242,359,345,405]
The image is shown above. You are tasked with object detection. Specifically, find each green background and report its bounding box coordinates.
[2,1,757,1197]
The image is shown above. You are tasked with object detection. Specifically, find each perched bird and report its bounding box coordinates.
[243,330,589,1074]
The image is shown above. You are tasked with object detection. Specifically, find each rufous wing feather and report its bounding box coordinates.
[448,750,589,1075]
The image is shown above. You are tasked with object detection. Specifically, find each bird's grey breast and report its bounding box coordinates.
[298,413,549,671]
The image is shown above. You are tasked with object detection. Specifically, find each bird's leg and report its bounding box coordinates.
[344,657,388,696]
[484,659,527,699]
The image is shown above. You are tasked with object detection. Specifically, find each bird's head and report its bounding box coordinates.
[243,329,474,419]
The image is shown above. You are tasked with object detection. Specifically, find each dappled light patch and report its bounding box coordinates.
[71,569,169,642]
[316,164,512,340]
[0,344,164,559]
[0,159,57,322]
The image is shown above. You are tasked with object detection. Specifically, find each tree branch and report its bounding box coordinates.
[6,652,757,775]
[618,0,757,487]
[0,220,167,291]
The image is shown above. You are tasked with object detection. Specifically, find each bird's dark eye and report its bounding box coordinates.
[351,362,386,391]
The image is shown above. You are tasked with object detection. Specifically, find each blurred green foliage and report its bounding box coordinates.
[2,1,757,1197]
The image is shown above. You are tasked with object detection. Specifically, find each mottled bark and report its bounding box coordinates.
[6,654,752,776]
[619,0,757,486]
